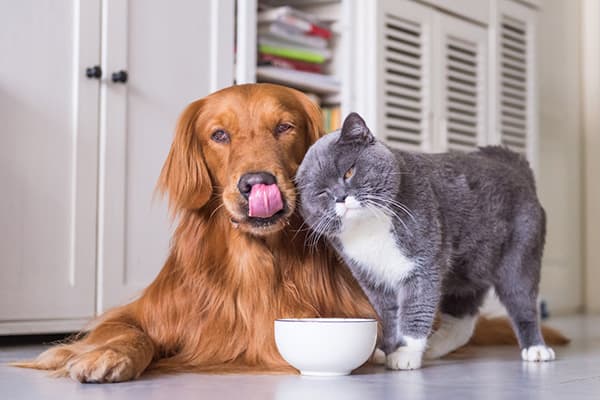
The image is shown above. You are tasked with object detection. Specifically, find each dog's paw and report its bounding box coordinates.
[66,347,138,383]
[386,348,423,370]
[371,348,386,365]
[521,345,556,362]
[12,345,77,371]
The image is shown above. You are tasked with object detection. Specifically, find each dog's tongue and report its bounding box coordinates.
[248,184,283,218]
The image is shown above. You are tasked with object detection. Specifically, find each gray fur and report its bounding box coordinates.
[296,112,548,356]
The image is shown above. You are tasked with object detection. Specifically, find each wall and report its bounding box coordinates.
[581,0,600,313]
[536,0,583,314]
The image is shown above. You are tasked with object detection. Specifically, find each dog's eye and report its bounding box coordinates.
[211,129,230,144]
[275,123,293,136]
[344,167,355,181]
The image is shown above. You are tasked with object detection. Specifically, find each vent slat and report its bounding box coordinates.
[385,14,422,34]
[448,111,477,126]
[447,142,479,153]
[502,128,527,140]
[385,74,422,91]
[448,132,478,146]
[502,115,526,129]
[386,108,422,122]
[385,130,422,143]
[385,62,421,79]
[385,119,423,132]
[385,56,421,71]
[385,39,422,58]
[448,80,478,96]
[386,98,422,113]
[448,102,477,116]
[385,29,421,47]
[448,69,478,86]
[501,47,526,63]
[448,92,477,106]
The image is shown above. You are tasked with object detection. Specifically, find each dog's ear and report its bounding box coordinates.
[158,99,212,215]
[297,92,325,146]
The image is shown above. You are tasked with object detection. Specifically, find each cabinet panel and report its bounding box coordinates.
[0,1,100,322]
[98,0,235,312]
[434,13,488,152]
[492,0,537,164]
[376,0,434,152]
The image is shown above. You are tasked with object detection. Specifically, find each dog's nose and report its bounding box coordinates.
[238,172,277,198]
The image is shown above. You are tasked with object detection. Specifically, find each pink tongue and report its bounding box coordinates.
[248,184,284,218]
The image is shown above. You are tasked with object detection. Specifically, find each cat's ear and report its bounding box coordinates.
[340,112,375,144]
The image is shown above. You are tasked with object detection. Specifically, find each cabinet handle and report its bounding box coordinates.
[111,70,128,83]
[85,65,102,79]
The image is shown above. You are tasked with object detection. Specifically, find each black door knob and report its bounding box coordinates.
[111,70,128,83]
[86,65,102,79]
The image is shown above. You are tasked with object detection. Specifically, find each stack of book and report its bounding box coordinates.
[256,6,340,94]
[321,105,342,133]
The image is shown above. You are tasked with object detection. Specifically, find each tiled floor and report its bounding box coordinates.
[1,314,599,400]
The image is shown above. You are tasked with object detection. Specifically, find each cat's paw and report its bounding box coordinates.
[385,348,423,370]
[521,345,555,362]
[371,348,386,365]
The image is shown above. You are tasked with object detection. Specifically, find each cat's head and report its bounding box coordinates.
[296,112,401,239]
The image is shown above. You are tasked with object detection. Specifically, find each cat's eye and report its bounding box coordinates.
[344,167,355,181]
[275,123,293,136]
[211,129,230,144]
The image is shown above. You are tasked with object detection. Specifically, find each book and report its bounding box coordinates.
[258,41,330,64]
[258,22,328,49]
[258,6,332,39]
[256,66,340,95]
[258,53,323,73]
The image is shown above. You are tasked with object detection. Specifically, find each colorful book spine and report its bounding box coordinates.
[258,53,323,73]
[258,44,326,64]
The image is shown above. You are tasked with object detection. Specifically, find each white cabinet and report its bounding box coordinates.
[97,0,234,312]
[358,0,489,153]
[0,0,234,334]
[0,0,101,332]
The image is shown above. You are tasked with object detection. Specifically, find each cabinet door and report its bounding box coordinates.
[375,0,434,152]
[433,14,488,153]
[492,0,537,165]
[0,1,100,331]
[98,0,235,312]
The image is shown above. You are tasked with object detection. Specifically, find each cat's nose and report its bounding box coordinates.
[238,172,277,198]
[334,194,347,203]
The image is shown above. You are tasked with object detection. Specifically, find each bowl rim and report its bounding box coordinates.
[274,318,377,323]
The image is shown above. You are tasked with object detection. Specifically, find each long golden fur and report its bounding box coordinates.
[15,84,567,382]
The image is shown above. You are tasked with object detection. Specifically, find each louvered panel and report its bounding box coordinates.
[445,35,482,152]
[499,14,528,154]
[381,11,429,151]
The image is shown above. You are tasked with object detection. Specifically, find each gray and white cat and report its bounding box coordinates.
[296,112,555,370]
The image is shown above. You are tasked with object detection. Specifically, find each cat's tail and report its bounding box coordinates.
[469,316,570,346]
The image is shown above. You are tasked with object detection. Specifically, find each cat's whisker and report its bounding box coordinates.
[362,199,410,234]
[362,194,417,224]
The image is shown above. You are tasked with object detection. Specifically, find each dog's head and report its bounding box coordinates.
[158,83,323,236]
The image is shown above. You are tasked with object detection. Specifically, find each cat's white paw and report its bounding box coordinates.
[386,348,424,370]
[521,345,555,362]
[371,348,386,365]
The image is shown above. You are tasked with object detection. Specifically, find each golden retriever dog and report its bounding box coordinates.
[16,83,567,382]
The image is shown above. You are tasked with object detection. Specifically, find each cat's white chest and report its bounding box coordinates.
[338,210,415,285]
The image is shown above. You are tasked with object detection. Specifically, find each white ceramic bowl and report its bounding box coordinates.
[274,318,377,376]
